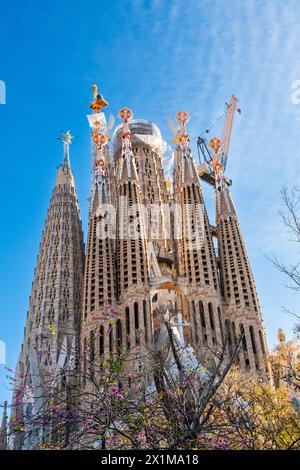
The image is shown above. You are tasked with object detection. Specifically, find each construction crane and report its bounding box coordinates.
[197,95,238,187]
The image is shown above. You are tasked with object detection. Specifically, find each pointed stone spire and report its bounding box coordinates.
[0,401,8,450]
[173,111,224,355]
[215,181,270,378]
[11,134,85,449]
[114,107,151,354]
[81,86,117,364]
[116,108,149,294]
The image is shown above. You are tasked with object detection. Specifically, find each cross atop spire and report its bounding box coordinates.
[59,129,74,171]
[56,130,75,186]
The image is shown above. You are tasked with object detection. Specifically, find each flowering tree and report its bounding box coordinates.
[3,309,300,450]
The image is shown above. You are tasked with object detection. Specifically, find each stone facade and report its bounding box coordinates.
[80,96,269,380]
[11,95,271,449]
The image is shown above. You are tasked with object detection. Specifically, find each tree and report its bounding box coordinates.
[271,186,300,308]
[4,307,300,451]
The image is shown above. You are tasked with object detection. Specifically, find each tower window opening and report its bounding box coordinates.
[99,325,104,356]
[116,319,122,355]
[199,301,206,328]
[125,307,130,350]
[143,300,148,344]
[208,303,215,330]
[134,302,140,345]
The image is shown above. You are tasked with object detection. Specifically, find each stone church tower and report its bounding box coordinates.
[173,112,224,358]
[215,184,270,377]
[11,132,85,449]
[81,89,118,377]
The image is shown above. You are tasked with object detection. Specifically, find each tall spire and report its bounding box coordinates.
[173,111,224,356]
[116,107,149,297]
[11,134,85,449]
[81,85,117,365]
[214,148,270,377]
[113,107,151,357]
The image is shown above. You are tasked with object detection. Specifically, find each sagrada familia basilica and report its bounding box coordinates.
[2,86,271,449]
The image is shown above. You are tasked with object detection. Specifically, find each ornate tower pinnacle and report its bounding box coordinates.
[90,83,109,113]
[56,129,75,187]
[87,85,114,188]
[173,110,190,145]
[59,129,74,170]
[173,111,200,185]
[117,107,139,182]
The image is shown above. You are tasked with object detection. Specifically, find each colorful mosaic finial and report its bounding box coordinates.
[118,107,133,124]
[173,110,190,147]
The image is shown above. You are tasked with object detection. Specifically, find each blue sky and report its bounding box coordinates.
[1,0,300,405]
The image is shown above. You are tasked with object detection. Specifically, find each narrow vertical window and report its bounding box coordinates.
[116,319,122,355]
[134,302,140,345]
[99,325,104,356]
[208,303,215,330]
[125,307,130,350]
[143,300,148,344]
